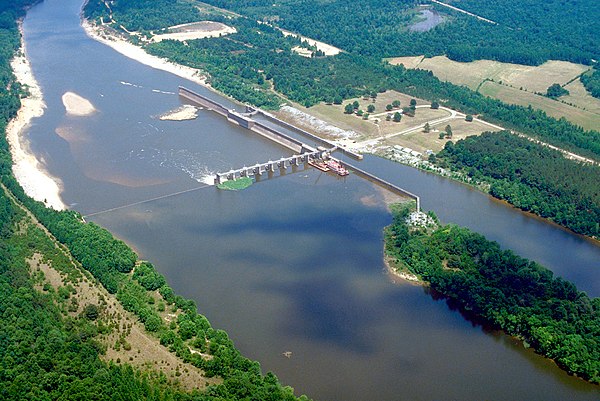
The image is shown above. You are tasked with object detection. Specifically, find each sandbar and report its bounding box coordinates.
[62,91,97,116]
[7,26,65,210]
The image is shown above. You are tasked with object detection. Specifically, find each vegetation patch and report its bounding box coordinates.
[216,176,253,190]
[385,203,600,384]
[388,56,599,130]
[478,80,600,131]
[432,131,600,237]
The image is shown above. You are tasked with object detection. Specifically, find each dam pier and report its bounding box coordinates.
[179,87,420,210]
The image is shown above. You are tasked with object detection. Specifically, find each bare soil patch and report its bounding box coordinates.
[279,28,341,55]
[151,21,236,42]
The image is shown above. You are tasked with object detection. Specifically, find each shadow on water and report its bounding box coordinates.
[20,0,600,399]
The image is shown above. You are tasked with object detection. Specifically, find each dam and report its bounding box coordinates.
[179,87,420,210]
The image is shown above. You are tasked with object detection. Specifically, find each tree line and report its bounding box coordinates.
[581,66,600,99]
[385,204,600,383]
[0,2,309,399]
[432,131,600,237]
[202,0,599,66]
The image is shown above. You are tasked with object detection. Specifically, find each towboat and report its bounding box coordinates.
[326,159,349,176]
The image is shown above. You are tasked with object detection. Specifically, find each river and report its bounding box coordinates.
[20,0,599,400]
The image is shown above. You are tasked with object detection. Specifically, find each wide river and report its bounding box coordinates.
[22,0,599,399]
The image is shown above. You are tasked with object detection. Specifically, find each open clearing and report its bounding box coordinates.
[279,28,341,56]
[277,90,499,153]
[388,56,590,92]
[151,21,236,42]
[563,78,600,115]
[386,118,500,154]
[387,56,599,130]
[280,90,433,141]
[479,81,600,131]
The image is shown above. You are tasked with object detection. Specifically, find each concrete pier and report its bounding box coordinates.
[250,107,364,160]
[214,149,327,184]
[181,86,309,154]
[179,86,420,210]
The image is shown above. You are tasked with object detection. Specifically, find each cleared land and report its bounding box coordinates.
[279,28,341,55]
[277,90,499,153]
[563,78,600,115]
[280,90,433,140]
[387,56,599,130]
[479,81,600,131]
[151,21,236,42]
[388,56,589,91]
[386,118,500,154]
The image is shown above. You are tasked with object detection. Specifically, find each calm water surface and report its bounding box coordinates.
[410,9,445,32]
[21,0,599,400]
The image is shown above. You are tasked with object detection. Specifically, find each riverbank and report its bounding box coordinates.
[384,254,422,285]
[7,25,65,210]
[81,17,599,243]
[82,20,210,88]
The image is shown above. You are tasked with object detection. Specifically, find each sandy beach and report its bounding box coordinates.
[7,27,65,210]
[82,20,210,87]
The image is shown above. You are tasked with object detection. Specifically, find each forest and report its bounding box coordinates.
[0,1,308,399]
[433,131,600,237]
[84,0,600,162]
[203,0,599,65]
[581,66,600,99]
[384,204,600,384]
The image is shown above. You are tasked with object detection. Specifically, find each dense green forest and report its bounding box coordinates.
[433,131,600,237]
[581,66,600,99]
[0,1,308,399]
[203,0,600,65]
[385,204,600,383]
[84,0,600,162]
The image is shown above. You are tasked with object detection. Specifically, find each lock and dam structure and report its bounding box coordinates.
[179,86,420,211]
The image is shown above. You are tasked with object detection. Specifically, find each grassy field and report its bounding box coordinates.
[479,81,600,131]
[388,56,590,92]
[276,89,501,154]
[376,107,451,136]
[276,91,432,140]
[279,90,443,141]
[387,56,599,131]
[385,118,500,153]
[563,78,600,115]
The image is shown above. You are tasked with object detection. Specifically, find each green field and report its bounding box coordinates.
[479,81,600,131]
[388,56,599,131]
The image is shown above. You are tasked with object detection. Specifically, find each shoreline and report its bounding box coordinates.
[82,18,599,245]
[383,253,423,285]
[81,20,211,88]
[7,23,65,211]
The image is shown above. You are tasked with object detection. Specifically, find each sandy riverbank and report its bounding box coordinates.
[383,254,423,285]
[7,26,65,210]
[82,20,210,87]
